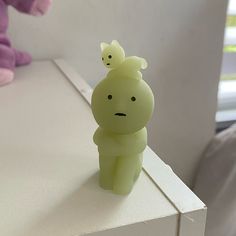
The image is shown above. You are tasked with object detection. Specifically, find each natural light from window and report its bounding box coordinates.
[216,0,236,128]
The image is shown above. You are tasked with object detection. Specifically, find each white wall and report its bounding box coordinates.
[8,0,228,186]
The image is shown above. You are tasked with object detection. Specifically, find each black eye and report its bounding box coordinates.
[102,57,104,61]
[108,94,112,100]
[131,96,136,101]
[108,55,112,59]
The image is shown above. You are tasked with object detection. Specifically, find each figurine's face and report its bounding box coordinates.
[92,77,154,134]
[101,45,125,69]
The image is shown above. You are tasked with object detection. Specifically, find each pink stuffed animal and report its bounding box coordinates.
[0,0,52,86]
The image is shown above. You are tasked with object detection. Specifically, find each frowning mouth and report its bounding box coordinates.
[115,113,127,117]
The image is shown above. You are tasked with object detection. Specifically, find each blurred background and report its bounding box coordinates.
[7,1,236,235]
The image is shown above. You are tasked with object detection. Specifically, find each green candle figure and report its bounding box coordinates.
[91,40,154,195]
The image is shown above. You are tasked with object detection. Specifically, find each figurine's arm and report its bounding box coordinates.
[93,127,103,145]
[4,0,51,15]
[94,128,147,156]
[93,128,125,156]
[116,128,147,155]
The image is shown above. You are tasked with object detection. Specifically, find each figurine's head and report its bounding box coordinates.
[92,76,154,134]
[101,40,125,69]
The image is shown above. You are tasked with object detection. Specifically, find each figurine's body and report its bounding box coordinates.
[92,41,154,195]
[94,127,147,194]
[0,0,51,86]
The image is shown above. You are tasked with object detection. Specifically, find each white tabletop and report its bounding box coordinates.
[0,61,178,236]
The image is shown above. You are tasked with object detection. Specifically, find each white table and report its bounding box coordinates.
[0,60,206,236]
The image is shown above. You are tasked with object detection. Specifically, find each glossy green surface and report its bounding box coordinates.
[92,41,154,195]
[101,40,147,80]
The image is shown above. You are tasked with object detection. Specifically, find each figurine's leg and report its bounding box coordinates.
[134,153,143,181]
[13,49,32,67]
[0,43,15,87]
[99,155,117,190]
[113,154,140,195]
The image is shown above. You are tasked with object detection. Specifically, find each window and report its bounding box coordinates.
[216,0,236,131]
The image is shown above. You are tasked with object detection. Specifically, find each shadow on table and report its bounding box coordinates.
[21,171,126,236]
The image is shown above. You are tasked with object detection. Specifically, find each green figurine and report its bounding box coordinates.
[91,40,154,195]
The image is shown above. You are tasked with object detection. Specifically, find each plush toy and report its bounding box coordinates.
[0,0,52,86]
